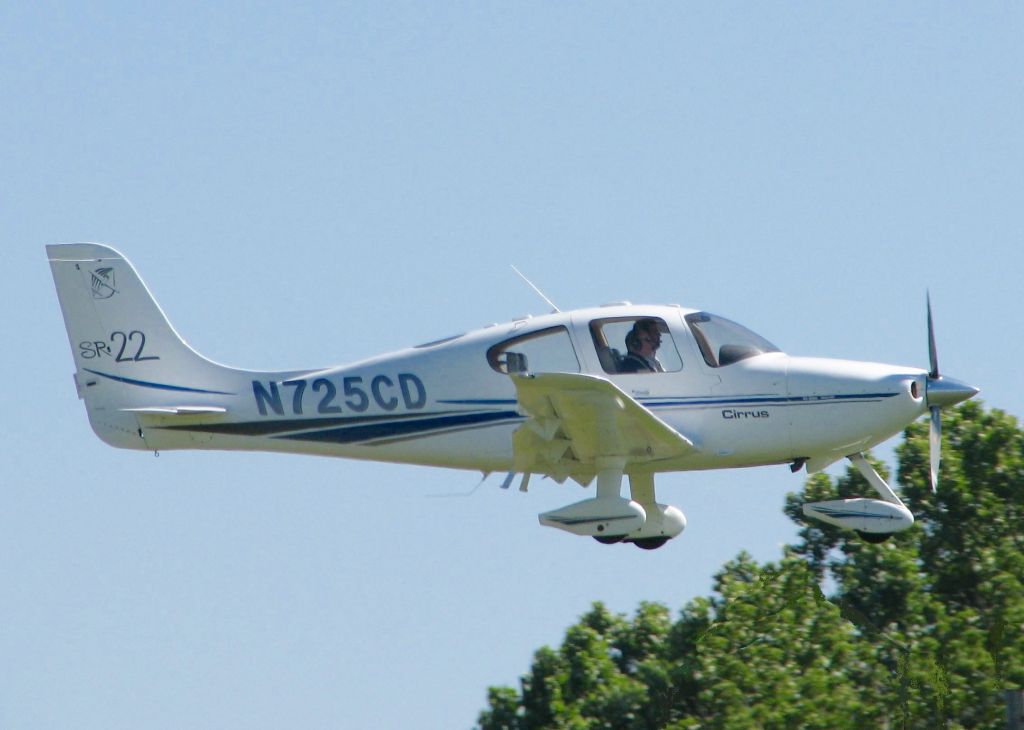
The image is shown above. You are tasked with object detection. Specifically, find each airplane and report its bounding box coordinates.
[47,243,979,550]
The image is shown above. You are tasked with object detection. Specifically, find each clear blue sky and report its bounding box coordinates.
[3,3,1022,728]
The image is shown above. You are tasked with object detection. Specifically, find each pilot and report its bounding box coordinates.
[620,319,664,373]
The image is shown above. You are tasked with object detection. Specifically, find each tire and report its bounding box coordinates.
[855,530,891,544]
[632,537,669,550]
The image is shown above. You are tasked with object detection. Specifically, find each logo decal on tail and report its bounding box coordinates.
[90,267,117,299]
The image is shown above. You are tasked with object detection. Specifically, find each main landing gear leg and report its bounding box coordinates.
[540,457,646,541]
[627,473,670,550]
[593,458,629,544]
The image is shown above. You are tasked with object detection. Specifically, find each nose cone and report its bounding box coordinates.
[927,376,980,408]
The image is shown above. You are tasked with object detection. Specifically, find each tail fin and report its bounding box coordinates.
[47,243,236,449]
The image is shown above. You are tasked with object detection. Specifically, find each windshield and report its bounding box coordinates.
[685,312,781,367]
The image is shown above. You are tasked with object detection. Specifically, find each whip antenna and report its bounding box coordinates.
[511,265,560,313]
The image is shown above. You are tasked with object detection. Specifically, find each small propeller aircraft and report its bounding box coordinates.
[48,244,979,549]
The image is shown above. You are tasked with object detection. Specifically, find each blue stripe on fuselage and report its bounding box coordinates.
[274,409,521,445]
[640,392,899,409]
[83,368,235,395]
[444,393,899,411]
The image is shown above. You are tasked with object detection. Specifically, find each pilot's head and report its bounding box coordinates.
[632,319,661,357]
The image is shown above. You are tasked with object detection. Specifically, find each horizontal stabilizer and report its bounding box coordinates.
[121,406,228,415]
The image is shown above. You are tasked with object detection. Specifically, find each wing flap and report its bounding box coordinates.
[511,373,695,477]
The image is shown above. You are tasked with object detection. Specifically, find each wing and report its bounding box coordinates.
[510,372,697,482]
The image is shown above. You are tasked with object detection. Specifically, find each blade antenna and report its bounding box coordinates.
[511,265,561,313]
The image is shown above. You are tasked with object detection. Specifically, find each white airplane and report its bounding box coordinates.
[48,243,979,549]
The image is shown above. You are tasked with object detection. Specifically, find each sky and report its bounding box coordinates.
[3,3,1023,728]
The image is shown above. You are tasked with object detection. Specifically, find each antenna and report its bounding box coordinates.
[510,265,561,313]
[426,471,490,498]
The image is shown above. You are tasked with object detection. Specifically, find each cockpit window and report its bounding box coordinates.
[685,312,781,367]
[487,326,580,374]
[588,316,683,374]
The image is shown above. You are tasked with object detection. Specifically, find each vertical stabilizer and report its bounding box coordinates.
[47,243,236,448]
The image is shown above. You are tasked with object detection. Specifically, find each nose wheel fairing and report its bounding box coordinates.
[802,453,914,536]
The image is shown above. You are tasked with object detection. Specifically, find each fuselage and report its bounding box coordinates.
[49,243,979,546]
[107,304,928,475]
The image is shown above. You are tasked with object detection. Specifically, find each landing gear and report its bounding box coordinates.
[624,473,686,547]
[593,535,669,549]
[540,462,686,548]
[855,530,892,544]
[802,453,914,540]
[630,537,669,550]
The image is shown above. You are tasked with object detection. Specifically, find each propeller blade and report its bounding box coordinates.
[929,405,941,493]
[923,292,979,492]
[927,291,939,380]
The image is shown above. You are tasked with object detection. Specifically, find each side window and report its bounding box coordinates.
[589,317,683,374]
[487,326,581,374]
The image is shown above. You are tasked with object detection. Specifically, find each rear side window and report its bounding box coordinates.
[487,326,580,374]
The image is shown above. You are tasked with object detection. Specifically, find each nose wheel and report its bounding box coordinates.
[592,535,670,549]
[855,530,892,544]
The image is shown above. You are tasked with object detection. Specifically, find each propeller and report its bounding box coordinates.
[924,292,980,492]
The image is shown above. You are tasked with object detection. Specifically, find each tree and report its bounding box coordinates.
[477,403,1023,729]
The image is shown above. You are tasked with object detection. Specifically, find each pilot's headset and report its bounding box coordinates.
[625,327,641,353]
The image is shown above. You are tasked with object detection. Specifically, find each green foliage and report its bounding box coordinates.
[477,403,1023,729]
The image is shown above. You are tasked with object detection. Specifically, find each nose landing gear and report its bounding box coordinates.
[803,453,914,542]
